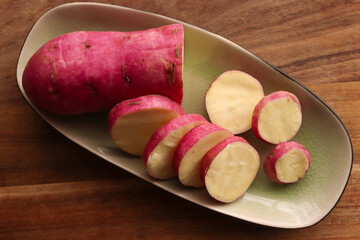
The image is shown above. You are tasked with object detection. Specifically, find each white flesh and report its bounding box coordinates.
[205,142,259,203]
[179,130,233,187]
[146,122,204,180]
[275,149,309,183]
[206,71,264,134]
[111,109,180,156]
[257,97,302,144]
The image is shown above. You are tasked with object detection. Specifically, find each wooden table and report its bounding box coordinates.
[1,0,359,239]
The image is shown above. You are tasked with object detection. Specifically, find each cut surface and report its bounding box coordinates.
[257,97,302,144]
[205,141,260,203]
[146,121,206,179]
[275,149,309,183]
[205,71,264,134]
[178,130,233,187]
[111,109,180,156]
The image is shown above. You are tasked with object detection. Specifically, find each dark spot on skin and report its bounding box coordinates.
[50,57,56,84]
[83,41,91,52]
[175,46,180,58]
[48,57,59,97]
[50,72,55,82]
[124,75,130,83]
[127,101,141,106]
[121,64,130,84]
[162,58,176,86]
[121,36,131,42]
[49,43,58,52]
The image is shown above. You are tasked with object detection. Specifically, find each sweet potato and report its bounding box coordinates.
[108,95,185,156]
[205,70,264,134]
[263,141,311,184]
[201,136,260,203]
[252,91,302,144]
[173,123,233,187]
[143,114,208,180]
[22,24,184,115]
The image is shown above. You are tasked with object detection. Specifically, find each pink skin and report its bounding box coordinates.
[263,141,311,184]
[252,91,302,143]
[143,114,208,165]
[108,95,185,132]
[172,123,231,175]
[200,136,251,183]
[22,24,184,115]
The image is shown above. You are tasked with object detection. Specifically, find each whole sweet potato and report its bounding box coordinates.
[22,24,183,115]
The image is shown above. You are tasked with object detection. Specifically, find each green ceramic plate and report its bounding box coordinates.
[16,2,353,229]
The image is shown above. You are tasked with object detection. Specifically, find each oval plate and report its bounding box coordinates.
[16,2,353,229]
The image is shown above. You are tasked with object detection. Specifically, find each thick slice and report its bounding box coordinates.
[143,114,208,180]
[252,91,302,144]
[201,136,260,203]
[173,124,233,187]
[263,141,311,184]
[108,95,185,156]
[205,70,264,134]
[22,24,184,114]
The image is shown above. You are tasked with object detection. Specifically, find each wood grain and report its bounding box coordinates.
[1,0,359,239]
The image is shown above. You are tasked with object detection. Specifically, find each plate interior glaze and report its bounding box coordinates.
[16,2,353,229]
